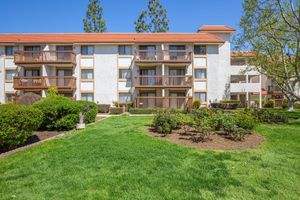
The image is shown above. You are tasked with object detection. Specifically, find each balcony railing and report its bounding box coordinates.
[135,96,192,109]
[14,51,76,66]
[134,50,192,63]
[13,76,76,90]
[135,75,193,88]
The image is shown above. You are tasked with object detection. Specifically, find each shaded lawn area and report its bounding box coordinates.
[0,116,299,200]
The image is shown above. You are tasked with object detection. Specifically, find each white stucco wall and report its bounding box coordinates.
[0,46,5,103]
[94,45,118,104]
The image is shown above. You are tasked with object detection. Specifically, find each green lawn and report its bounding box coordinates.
[0,116,299,200]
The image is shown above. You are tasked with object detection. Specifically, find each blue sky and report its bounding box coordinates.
[0,0,244,33]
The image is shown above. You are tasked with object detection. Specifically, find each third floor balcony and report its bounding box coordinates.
[134,50,192,63]
[14,51,76,66]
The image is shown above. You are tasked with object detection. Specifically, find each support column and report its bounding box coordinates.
[246,74,249,108]
[259,74,262,108]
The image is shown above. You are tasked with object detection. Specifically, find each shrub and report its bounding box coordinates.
[153,110,178,134]
[109,107,124,115]
[220,100,240,104]
[255,98,266,107]
[46,86,58,97]
[251,109,288,123]
[33,96,83,131]
[282,99,288,109]
[129,108,158,114]
[191,108,210,121]
[264,99,275,108]
[78,101,97,123]
[98,104,111,113]
[55,114,79,131]
[113,101,133,111]
[293,102,300,109]
[234,110,257,130]
[210,102,239,110]
[192,99,201,109]
[0,104,43,151]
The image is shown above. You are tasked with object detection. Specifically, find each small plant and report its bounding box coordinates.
[264,99,275,108]
[98,104,111,113]
[192,99,201,109]
[46,86,59,97]
[153,110,178,134]
[235,110,257,130]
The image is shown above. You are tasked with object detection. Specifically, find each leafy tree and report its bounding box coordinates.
[83,0,106,32]
[134,0,169,32]
[236,0,300,111]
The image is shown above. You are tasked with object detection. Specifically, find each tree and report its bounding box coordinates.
[83,0,106,33]
[134,0,169,33]
[236,0,300,111]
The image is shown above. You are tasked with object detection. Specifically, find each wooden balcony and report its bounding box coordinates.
[135,96,192,109]
[14,51,76,66]
[135,75,193,88]
[13,76,76,90]
[134,50,192,63]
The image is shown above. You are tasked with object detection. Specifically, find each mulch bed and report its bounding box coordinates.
[0,131,63,157]
[147,127,266,151]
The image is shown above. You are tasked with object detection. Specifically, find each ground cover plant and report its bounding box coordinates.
[0,116,299,199]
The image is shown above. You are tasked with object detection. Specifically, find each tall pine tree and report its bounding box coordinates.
[134,0,169,33]
[83,0,106,33]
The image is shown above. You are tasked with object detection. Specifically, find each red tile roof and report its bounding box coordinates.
[231,51,257,57]
[198,25,236,32]
[0,33,224,44]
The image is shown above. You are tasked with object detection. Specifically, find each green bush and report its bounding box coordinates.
[0,104,43,151]
[255,99,266,107]
[294,102,300,109]
[113,101,133,111]
[191,108,210,121]
[235,110,257,130]
[264,99,275,108]
[109,107,124,115]
[46,86,58,97]
[153,110,178,134]
[251,109,288,123]
[129,108,158,114]
[98,104,111,113]
[78,101,97,123]
[210,102,239,110]
[220,100,240,104]
[33,96,83,131]
[55,114,79,131]
[192,99,201,109]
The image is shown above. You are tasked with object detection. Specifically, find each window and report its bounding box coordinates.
[231,58,246,65]
[81,93,94,102]
[119,69,131,79]
[230,75,246,83]
[195,92,206,102]
[24,46,41,51]
[118,45,132,55]
[119,93,131,102]
[81,46,94,55]
[5,70,16,80]
[25,70,40,76]
[81,69,94,79]
[194,69,206,79]
[5,46,14,56]
[248,75,260,83]
[194,45,206,55]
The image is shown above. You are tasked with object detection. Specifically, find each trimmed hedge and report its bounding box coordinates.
[251,109,288,123]
[98,104,111,113]
[78,100,97,123]
[210,102,239,110]
[109,107,124,115]
[129,108,157,114]
[33,96,83,131]
[220,100,240,104]
[0,104,43,151]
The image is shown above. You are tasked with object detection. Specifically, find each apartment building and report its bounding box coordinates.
[0,25,276,108]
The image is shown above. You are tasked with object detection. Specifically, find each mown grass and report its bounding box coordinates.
[0,116,299,200]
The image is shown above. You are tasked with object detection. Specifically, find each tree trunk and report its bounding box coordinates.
[287,99,294,112]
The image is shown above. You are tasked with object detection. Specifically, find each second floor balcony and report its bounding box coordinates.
[13,76,76,90]
[14,51,76,66]
[134,50,192,63]
[135,75,193,88]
